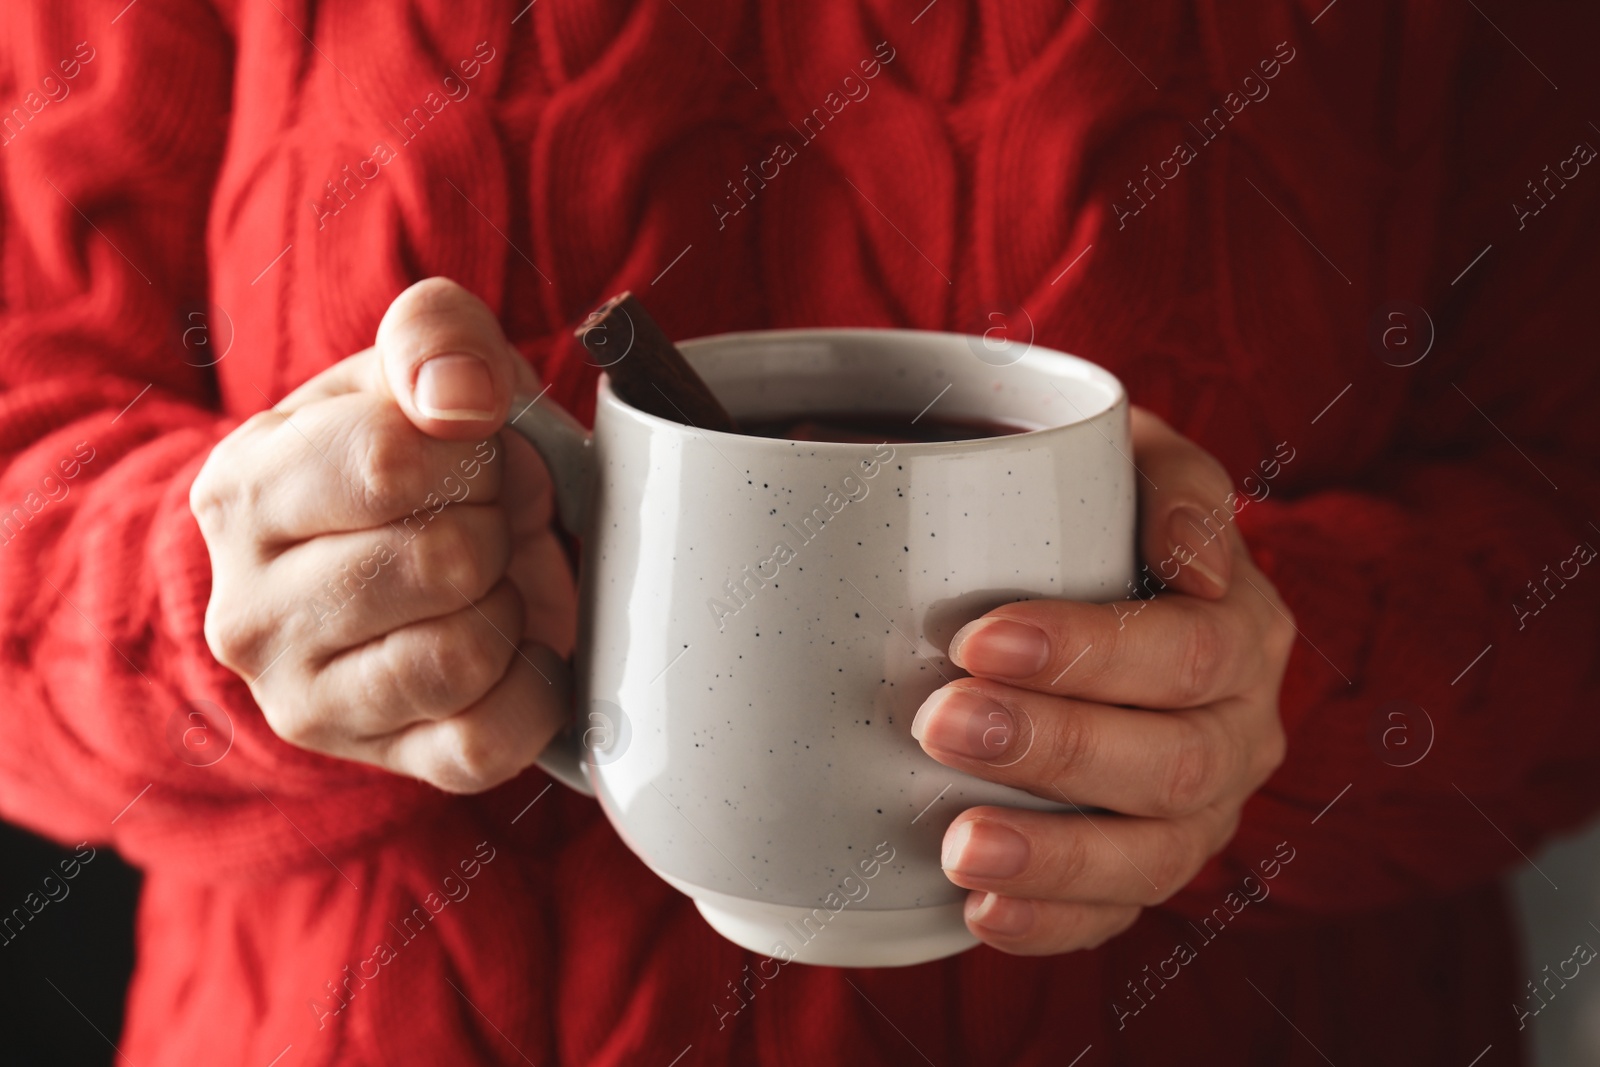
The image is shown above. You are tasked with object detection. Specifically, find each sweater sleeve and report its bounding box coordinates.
[0,2,442,880]
[1177,9,1600,917]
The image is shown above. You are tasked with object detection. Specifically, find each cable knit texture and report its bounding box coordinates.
[2,1,1597,1063]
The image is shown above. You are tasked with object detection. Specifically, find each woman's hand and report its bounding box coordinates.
[913,409,1293,954]
[190,278,577,793]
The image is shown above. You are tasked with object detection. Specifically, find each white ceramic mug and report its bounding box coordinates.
[507,328,1133,967]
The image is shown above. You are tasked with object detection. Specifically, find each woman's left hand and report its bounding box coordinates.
[913,408,1294,955]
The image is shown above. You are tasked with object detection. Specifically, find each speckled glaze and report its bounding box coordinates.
[508,328,1133,966]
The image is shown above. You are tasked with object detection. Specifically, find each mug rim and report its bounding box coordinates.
[594,326,1127,451]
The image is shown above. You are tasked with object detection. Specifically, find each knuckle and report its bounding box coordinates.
[255,690,328,751]
[1174,613,1225,706]
[201,604,236,667]
[1049,705,1096,781]
[1159,722,1216,816]
[262,702,314,747]
[190,435,262,535]
[188,460,226,529]
[429,719,513,793]
[409,516,490,596]
[351,422,423,517]
[407,620,506,713]
[203,595,264,673]
[1049,824,1092,886]
[350,650,407,725]
[1085,619,1125,686]
[241,407,285,434]
[437,624,506,698]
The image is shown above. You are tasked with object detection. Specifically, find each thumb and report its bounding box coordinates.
[374,277,539,439]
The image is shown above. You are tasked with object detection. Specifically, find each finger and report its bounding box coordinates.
[1130,407,1237,599]
[947,595,1262,709]
[375,277,540,439]
[963,892,1141,956]
[911,680,1254,817]
[379,640,570,794]
[250,392,504,543]
[272,503,511,653]
[942,805,1238,907]
[497,428,578,655]
[307,579,526,738]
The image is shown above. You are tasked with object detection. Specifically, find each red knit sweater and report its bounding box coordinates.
[3,2,1598,1064]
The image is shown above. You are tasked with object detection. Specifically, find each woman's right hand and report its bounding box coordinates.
[190,278,578,794]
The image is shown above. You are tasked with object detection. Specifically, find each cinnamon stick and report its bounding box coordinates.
[574,292,739,434]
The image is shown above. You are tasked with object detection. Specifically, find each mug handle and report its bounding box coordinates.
[503,392,597,797]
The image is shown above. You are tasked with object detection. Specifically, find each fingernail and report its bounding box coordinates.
[948,618,1050,678]
[416,354,497,420]
[1167,506,1230,595]
[966,891,1033,937]
[911,688,1016,760]
[942,820,1030,879]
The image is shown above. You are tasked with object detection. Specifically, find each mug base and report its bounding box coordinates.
[661,874,978,968]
